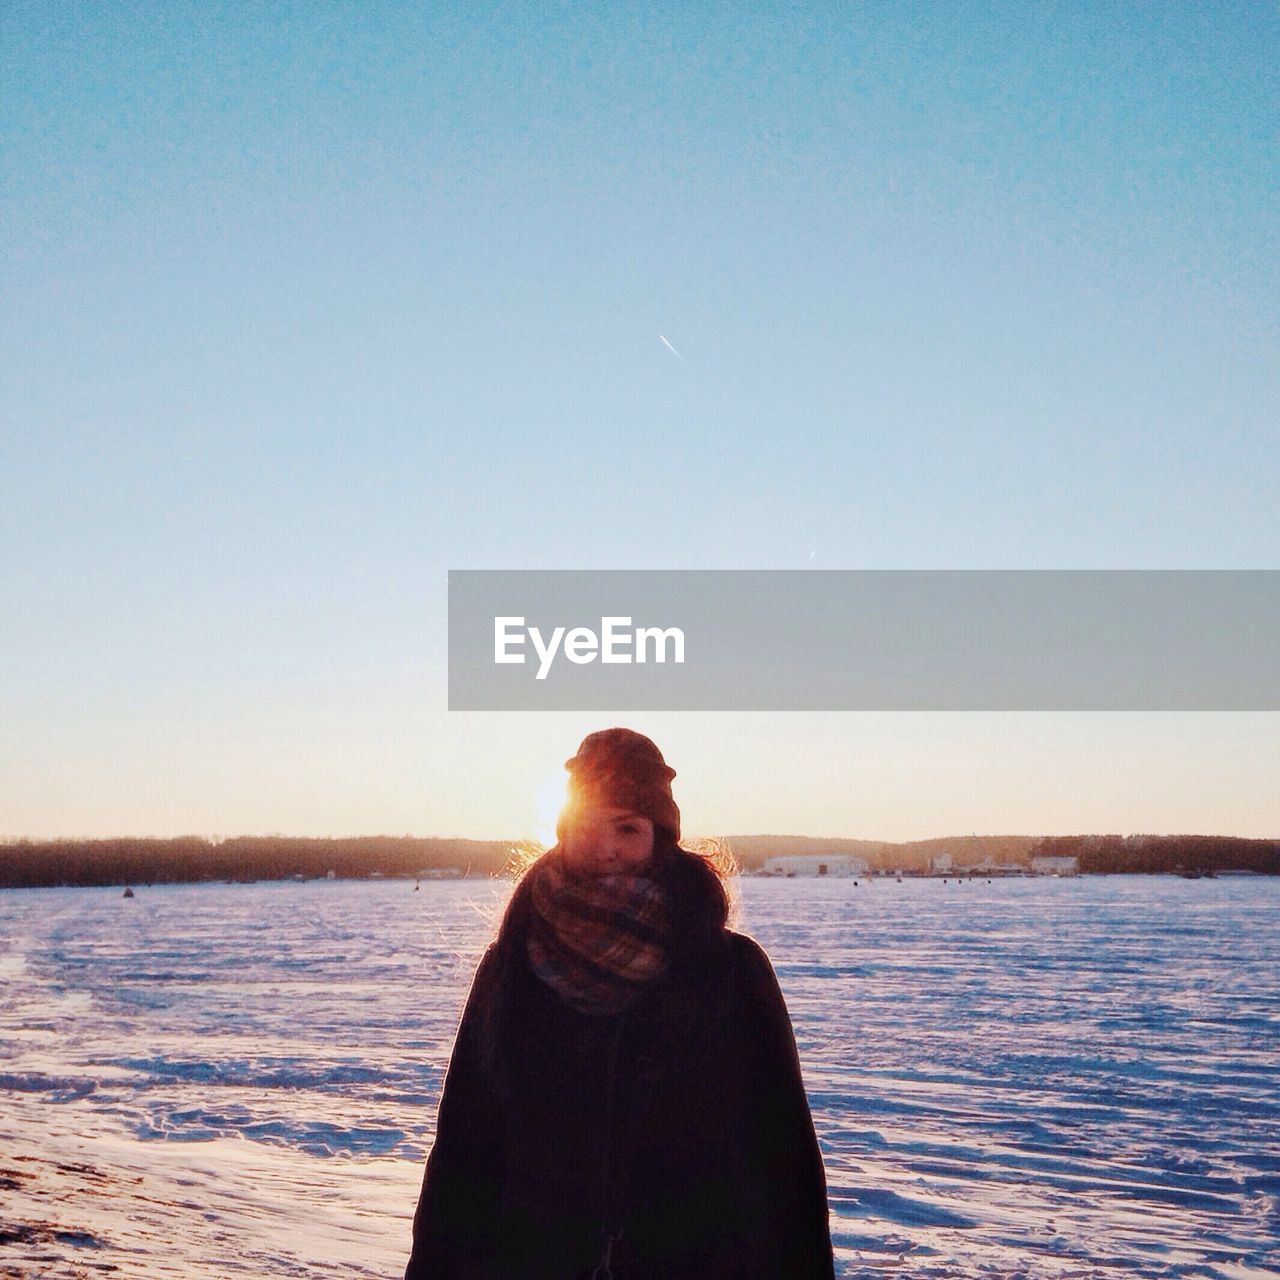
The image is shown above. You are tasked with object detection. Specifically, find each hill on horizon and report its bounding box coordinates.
[0,831,1040,885]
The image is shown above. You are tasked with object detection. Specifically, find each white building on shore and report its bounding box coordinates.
[1030,855,1080,876]
[760,853,869,878]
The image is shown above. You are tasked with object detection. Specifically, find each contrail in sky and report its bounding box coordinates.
[658,334,684,362]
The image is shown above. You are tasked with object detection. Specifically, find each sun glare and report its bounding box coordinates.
[534,771,569,849]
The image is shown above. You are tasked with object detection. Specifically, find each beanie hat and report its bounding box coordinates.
[555,727,681,844]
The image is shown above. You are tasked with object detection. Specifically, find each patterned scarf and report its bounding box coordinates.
[524,847,672,1016]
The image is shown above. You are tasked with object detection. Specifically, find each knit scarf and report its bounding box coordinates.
[524,847,672,1016]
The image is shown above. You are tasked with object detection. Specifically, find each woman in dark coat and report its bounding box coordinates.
[405,728,835,1280]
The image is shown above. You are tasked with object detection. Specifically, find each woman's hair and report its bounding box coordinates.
[473,834,737,1099]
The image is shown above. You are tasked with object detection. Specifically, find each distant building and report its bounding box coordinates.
[760,854,869,878]
[931,852,1032,876]
[1031,855,1079,876]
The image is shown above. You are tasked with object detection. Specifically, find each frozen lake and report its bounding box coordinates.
[1,874,1278,1278]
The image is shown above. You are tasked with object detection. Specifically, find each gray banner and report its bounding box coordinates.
[447,571,1280,711]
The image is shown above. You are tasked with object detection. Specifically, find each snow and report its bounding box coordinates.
[1,875,1277,1278]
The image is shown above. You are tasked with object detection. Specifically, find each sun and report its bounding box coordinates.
[534,771,569,849]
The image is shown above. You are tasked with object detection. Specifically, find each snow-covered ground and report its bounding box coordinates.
[1,875,1277,1278]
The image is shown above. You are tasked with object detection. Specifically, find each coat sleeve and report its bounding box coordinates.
[404,945,506,1280]
[732,935,836,1279]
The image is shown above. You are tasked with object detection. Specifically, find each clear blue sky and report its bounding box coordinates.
[3,2,1277,840]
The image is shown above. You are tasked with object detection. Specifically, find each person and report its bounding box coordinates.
[404,728,835,1280]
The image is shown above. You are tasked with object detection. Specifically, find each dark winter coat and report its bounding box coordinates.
[404,928,835,1280]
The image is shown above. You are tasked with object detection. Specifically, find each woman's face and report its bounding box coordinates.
[562,803,656,876]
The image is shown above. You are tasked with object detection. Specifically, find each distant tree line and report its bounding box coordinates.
[0,836,513,889]
[1031,834,1280,876]
[3,832,1276,889]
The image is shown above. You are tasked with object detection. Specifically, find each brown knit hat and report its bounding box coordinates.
[555,728,681,844]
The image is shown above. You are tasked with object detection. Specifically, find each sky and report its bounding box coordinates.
[2,1,1277,842]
